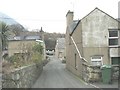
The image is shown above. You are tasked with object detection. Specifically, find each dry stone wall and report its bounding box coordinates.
[82,64,119,83]
[2,63,43,88]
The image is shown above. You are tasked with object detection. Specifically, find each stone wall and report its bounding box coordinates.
[82,64,119,83]
[112,65,119,80]
[82,64,101,82]
[2,63,43,88]
[87,66,101,82]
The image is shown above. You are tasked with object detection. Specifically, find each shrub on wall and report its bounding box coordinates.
[32,43,43,54]
[31,52,43,63]
[3,42,44,72]
[32,43,43,63]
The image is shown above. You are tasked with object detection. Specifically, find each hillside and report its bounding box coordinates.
[0,12,65,50]
[0,12,19,25]
[0,12,26,38]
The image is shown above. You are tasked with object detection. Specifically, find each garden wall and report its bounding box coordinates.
[2,63,43,88]
[82,64,119,83]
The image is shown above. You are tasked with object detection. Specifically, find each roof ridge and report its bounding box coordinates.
[80,7,120,23]
[70,7,120,36]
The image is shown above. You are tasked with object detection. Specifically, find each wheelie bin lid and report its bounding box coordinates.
[101,65,112,69]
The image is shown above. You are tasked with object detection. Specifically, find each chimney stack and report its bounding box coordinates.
[66,10,74,27]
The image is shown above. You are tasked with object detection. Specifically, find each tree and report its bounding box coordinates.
[9,24,24,36]
[0,22,9,50]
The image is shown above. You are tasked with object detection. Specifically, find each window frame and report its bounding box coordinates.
[108,29,119,47]
[109,38,118,46]
[109,30,119,38]
[91,56,103,66]
[111,57,120,65]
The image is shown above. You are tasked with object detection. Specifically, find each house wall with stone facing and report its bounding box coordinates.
[2,63,43,88]
[8,40,36,57]
[66,23,84,78]
[81,8,119,65]
[65,8,120,82]
[55,38,65,60]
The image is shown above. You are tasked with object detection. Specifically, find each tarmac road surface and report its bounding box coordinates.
[32,56,94,88]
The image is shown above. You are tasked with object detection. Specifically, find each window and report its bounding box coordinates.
[91,56,103,66]
[109,31,118,37]
[109,39,118,45]
[111,57,120,65]
[75,53,77,69]
[109,30,119,46]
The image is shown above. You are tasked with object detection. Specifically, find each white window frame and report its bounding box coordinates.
[108,30,119,47]
[91,56,103,66]
[109,30,119,38]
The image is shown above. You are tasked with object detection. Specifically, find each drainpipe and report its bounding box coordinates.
[70,36,88,63]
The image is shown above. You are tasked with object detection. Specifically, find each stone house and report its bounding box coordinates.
[65,8,120,80]
[8,40,34,56]
[8,35,46,60]
[55,38,65,60]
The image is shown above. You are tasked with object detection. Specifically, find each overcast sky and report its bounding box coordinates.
[0,0,119,33]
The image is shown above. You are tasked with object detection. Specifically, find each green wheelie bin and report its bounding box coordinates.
[101,65,112,84]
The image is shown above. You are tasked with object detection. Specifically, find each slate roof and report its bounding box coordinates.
[68,20,80,34]
[9,35,41,41]
[25,35,41,40]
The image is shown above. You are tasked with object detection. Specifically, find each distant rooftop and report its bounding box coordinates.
[9,35,41,41]
[25,35,41,40]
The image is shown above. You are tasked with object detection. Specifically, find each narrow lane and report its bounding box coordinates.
[32,56,93,88]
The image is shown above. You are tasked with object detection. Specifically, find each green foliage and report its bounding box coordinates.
[31,52,42,63]
[44,32,65,50]
[6,55,20,68]
[8,54,20,63]
[32,43,44,63]
[7,54,29,68]
[32,43,43,54]
[2,53,8,59]
[0,21,9,50]
[5,42,44,68]
[45,39,56,50]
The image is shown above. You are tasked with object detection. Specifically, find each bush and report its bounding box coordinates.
[8,55,19,63]
[31,43,44,63]
[32,44,43,54]
[3,42,44,69]
[31,52,43,63]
